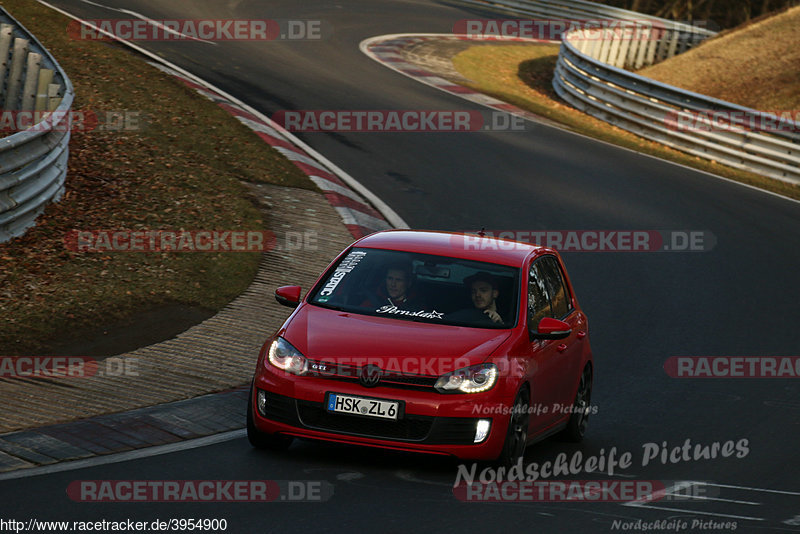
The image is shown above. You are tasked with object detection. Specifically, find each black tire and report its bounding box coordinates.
[247,387,293,451]
[561,365,592,442]
[495,387,530,468]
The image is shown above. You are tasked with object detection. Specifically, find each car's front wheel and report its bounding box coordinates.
[246,387,293,451]
[561,364,592,442]
[495,387,530,467]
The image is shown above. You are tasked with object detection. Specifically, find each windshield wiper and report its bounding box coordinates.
[312,301,346,312]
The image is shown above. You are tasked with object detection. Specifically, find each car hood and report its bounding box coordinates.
[283,304,512,375]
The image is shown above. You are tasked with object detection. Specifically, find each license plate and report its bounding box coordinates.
[326,393,400,420]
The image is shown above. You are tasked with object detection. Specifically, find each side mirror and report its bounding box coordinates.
[275,285,302,308]
[530,317,571,340]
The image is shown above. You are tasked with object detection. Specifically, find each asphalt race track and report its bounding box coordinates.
[3,1,799,532]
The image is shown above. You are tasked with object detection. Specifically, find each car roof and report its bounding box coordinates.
[353,230,543,267]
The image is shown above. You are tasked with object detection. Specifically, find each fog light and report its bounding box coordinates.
[474,419,491,443]
[256,389,267,416]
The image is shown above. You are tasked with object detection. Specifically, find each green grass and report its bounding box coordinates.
[0,0,316,354]
[451,44,800,201]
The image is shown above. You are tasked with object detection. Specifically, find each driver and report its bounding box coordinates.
[363,262,424,310]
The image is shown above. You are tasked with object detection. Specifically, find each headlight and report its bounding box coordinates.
[435,363,498,394]
[267,337,308,376]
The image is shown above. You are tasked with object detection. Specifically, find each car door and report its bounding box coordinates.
[537,255,585,413]
[525,259,565,432]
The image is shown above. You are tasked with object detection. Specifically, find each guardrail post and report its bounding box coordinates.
[655,29,672,63]
[634,26,650,69]
[597,28,613,63]
[613,23,632,69]
[4,37,29,109]
[0,24,13,97]
[623,24,642,69]
[607,28,623,66]
[21,51,42,111]
[665,30,680,60]
[47,83,63,111]
[35,67,53,111]
[584,30,601,59]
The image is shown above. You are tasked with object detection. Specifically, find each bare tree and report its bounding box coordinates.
[588,0,799,28]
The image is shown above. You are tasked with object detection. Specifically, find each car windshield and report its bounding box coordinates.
[308,248,520,328]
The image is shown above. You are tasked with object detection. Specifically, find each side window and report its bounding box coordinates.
[540,256,572,318]
[528,262,551,329]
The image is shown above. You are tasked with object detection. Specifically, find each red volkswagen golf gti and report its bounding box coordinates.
[247,230,593,464]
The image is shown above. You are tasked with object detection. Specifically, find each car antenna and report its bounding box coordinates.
[477,227,486,237]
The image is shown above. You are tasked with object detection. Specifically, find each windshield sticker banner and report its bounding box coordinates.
[318,251,367,301]
[376,305,444,319]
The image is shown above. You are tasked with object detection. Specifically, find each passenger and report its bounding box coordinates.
[449,271,504,325]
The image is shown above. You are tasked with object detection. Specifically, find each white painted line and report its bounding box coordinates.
[36,0,409,230]
[382,61,422,70]
[416,76,462,87]
[393,470,452,487]
[360,33,800,207]
[620,480,800,522]
[0,429,245,481]
[463,93,509,105]
[78,0,217,45]
[695,482,800,496]
[645,480,695,501]
[623,503,765,522]
[273,146,330,171]
[335,206,392,230]
[309,176,367,203]
[373,53,406,61]
[192,87,226,102]
[235,116,283,139]
[662,492,761,505]
[336,472,365,481]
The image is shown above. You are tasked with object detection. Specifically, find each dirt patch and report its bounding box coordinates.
[0,1,314,355]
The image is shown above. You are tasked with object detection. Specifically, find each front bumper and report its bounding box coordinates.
[251,371,515,460]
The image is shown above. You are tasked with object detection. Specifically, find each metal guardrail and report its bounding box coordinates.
[0,7,72,243]
[554,34,800,184]
[453,0,800,185]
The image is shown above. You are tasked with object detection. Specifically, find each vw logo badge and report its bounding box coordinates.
[359,364,383,388]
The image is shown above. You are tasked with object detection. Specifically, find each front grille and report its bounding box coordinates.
[382,373,439,388]
[297,401,432,441]
[258,391,486,446]
[306,359,438,391]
